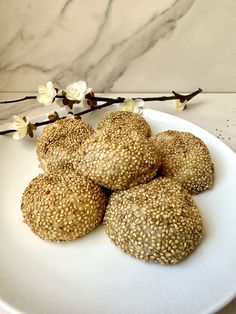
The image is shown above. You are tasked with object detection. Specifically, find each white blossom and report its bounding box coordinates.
[173,99,187,110]
[121,98,144,114]
[37,81,57,105]
[66,113,75,120]
[65,81,90,101]
[10,115,30,140]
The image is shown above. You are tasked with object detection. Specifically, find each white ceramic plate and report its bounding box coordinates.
[0,108,236,314]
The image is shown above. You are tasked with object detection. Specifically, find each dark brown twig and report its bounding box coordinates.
[0,88,202,136]
[0,94,66,104]
[0,100,118,135]
[0,96,37,104]
[82,88,203,103]
[0,129,15,135]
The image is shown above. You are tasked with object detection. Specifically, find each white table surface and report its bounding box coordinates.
[0,92,235,314]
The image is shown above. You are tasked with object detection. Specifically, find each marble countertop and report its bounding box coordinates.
[0,92,235,314]
[1,1,236,93]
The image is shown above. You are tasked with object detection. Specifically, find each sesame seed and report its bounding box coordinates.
[77,128,160,190]
[21,172,107,242]
[103,177,203,264]
[150,131,214,194]
[97,111,151,137]
[36,119,94,174]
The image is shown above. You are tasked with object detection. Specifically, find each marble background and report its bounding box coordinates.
[0,0,235,92]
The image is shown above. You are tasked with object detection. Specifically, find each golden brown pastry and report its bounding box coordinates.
[103,177,203,264]
[21,172,107,241]
[97,111,151,137]
[36,119,94,174]
[151,131,214,194]
[77,128,160,190]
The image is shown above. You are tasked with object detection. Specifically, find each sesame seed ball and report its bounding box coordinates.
[151,131,214,194]
[97,111,151,137]
[103,177,203,264]
[36,119,94,174]
[21,173,107,242]
[77,128,160,190]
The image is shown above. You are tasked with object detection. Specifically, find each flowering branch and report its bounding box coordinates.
[0,88,202,105]
[0,99,122,135]
[0,86,202,138]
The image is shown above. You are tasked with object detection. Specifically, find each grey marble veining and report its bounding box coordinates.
[0,0,235,92]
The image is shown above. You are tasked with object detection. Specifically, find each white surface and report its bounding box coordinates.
[0,0,236,91]
[0,108,236,314]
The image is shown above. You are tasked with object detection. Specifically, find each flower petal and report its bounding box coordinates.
[173,100,187,110]
[10,115,29,133]
[18,127,28,138]
[13,132,20,140]
[77,80,87,92]
[46,81,54,89]
[65,81,88,101]
[38,85,46,93]
[121,98,135,112]
[37,81,56,105]
[13,115,25,124]
[43,96,54,105]
[37,94,45,104]
[13,127,27,140]
[134,99,144,108]
[66,113,75,120]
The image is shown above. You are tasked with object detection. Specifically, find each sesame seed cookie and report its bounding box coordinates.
[151,131,214,194]
[103,177,203,264]
[77,128,160,190]
[97,111,151,137]
[36,119,94,174]
[21,173,107,242]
